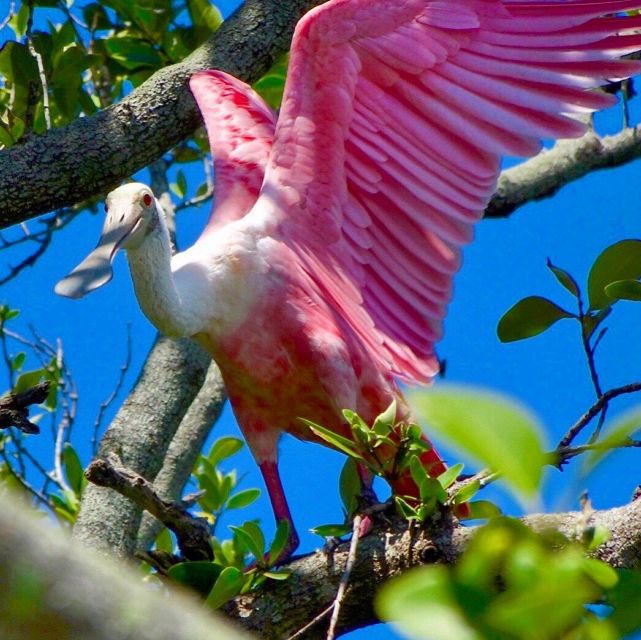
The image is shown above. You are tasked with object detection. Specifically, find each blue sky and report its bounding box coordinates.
[2,1,641,638]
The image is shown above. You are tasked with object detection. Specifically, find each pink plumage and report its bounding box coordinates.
[187,0,641,557]
[57,0,641,561]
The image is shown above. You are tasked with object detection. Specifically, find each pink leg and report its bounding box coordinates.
[259,460,300,563]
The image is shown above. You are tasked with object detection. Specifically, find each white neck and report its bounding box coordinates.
[126,217,202,338]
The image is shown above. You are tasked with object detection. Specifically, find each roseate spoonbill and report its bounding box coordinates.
[56,0,641,559]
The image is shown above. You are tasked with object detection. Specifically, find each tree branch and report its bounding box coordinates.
[0,381,49,434]
[72,337,211,558]
[136,361,226,552]
[0,492,250,640]
[86,453,213,561]
[486,127,641,219]
[0,0,323,226]
[225,500,641,638]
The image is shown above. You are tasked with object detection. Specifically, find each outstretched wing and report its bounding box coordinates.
[249,0,641,382]
[189,71,277,236]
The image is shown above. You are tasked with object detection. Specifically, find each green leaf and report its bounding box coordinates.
[168,561,223,597]
[466,500,502,520]
[372,399,397,434]
[547,259,580,297]
[604,279,641,302]
[302,419,363,460]
[9,3,30,38]
[62,443,86,496]
[253,54,288,110]
[226,488,260,510]
[606,569,641,634]
[187,0,223,47]
[498,296,573,342]
[437,463,464,490]
[207,437,244,466]
[205,567,245,609]
[262,570,291,580]
[230,522,264,560]
[105,37,163,70]
[583,558,618,589]
[584,523,611,552]
[268,519,290,565]
[11,352,25,372]
[154,527,174,554]
[410,386,548,499]
[452,479,480,505]
[588,239,641,310]
[339,458,361,517]
[376,565,479,640]
[13,369,45,395]
[583,407,641,473]
[310,524,351,538]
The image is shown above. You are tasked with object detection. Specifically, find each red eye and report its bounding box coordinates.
[143,193,153,207]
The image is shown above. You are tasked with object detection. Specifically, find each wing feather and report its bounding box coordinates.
[189,71,276,236]
[247,0,641,382]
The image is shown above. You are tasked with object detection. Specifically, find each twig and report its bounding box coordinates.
[25,1,50,130]
[0,2,15,31]
[558,382,641,449]
[92,325,132,455]
[326,514,362,640]
[286,515,364,640]
[0,381,49,434]
[555,439,641,465]
[85,453,213,561]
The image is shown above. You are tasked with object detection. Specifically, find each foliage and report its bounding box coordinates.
[377,517,641,640]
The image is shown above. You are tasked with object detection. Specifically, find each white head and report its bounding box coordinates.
[55,183,161,299]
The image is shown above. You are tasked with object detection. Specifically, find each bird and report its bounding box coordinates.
[56,0,641,561]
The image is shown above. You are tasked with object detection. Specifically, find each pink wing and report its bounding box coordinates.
[189,71,277,236]
[249,0,641,383]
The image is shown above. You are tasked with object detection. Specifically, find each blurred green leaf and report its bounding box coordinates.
[377,565,479,640]
[606,570,641,634]
[452,479,480,505]
[11,352,25,372]
[604,279,641,302]
[205,566,244,609]
[410,386,548,499]
[226,488,260,510]
[588,239,641,310]
[253,54,288,110]
[498,296,573,343]
[168,561,223,597]
[262,570,291,580]
[187,0,223,47]
[547,259,580,297]
[9,4,30,38]
[582,406,641,473]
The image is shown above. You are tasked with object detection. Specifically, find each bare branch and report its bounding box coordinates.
[0,381,49,434]
[86,453,213,561]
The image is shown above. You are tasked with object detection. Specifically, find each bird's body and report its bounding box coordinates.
[57,0,641,559]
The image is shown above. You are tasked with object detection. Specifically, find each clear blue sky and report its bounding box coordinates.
[2,1,641,638]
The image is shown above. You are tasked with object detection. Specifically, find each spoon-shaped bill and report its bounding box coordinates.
[55,216,140,299]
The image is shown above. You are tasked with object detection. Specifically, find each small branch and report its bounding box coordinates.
[0,381,49,434]
[85,453,213,561]
[327,514,362,640]
[559,382,641,449]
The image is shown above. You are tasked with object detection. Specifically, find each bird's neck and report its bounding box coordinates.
[126,221,201,338]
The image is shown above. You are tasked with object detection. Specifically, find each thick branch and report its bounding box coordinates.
[226,500,641,638]
[487,127,641,218]
[0,492,250,640]
[0,381,49,434]
[86,453,213,561]
[72,337,211,558]
[0,0,323,226]
[137,361,226,552]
